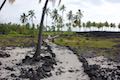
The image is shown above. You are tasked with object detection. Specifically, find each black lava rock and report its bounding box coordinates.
[19,43,56,80]
[0,51,10,58]
[42,65,51,72]
[79,56,120,80]
[0,61,2,65]
[11,73,17,77]
[5,67,15,71]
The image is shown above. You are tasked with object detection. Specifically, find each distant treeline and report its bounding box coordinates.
[0,21,120,35]
[0,23,37,35]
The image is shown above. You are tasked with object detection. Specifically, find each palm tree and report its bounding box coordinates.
[86,21,92,31]
[60,4,65,18]
[34,0,61,58]
[0,0,15,11]
[67,10,73,31]
[28,10,36,27]
[20,13,28,25]
[73,14,79,27]
[45,8,50,31]
[59,4,65,31]
[76,9,83,31]
[28,10,36,46]
[57,15,63,31]
[51,9,58,31]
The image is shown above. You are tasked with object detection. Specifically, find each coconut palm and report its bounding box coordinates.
[20,13,28,25]
[73,14,79,27]
[52,9,58,21]
[28,10,36,27]
[60,4,65,17]
[57,15,63,31]
[67,10,73,31]
[51,9,59,30]
[0,0,15,11]
[28,10,36,47]
[34,0,61,58]
[59,4,65,31]
[76,9,83,31]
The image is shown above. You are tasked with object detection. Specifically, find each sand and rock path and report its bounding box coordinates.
[42,41,90,80]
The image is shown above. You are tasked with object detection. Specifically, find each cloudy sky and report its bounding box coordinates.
[0,0,120,25]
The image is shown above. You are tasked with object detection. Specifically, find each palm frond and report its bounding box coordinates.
[58,0,61,6]
[39,0,61,6]
[39,0,41,3]
[9,0,15,4]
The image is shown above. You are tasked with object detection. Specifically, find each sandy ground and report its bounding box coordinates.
[0,42,90,80]
[42,41,90,80]
[0,47,34,79]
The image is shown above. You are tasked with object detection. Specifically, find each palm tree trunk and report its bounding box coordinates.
[0,0,7,11]
[34,0,49,58]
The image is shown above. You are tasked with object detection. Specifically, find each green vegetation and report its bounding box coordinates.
[0,30,75,47]
[0,23,38,36]
[55,36,116,48]
[55,35,120,57]
[0,35,35,47]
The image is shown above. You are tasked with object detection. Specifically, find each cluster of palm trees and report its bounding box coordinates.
[44,5,83,32]
[67,9,83,31]
[44,6,120,32]
[19,8,119,32]
[44,5,66,31]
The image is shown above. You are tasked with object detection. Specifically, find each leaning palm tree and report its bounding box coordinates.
[34,0,61,58]
[0,0,15,11]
